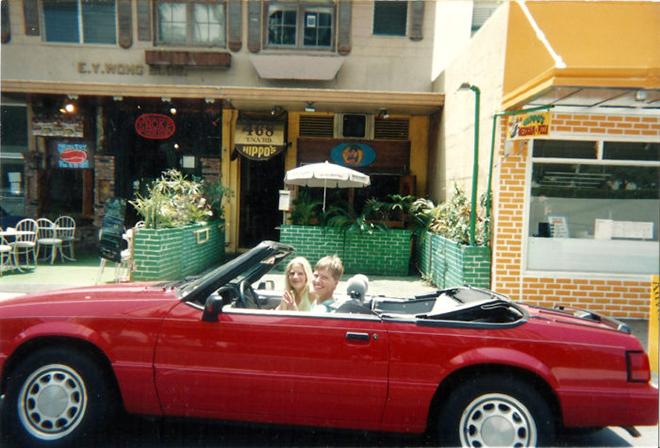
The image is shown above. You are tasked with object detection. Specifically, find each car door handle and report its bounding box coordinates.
[345,332,370,342]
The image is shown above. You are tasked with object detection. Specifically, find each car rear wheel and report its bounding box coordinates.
[437,374,555,447]
[2,347,116,448]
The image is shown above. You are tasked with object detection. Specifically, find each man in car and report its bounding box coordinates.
[311,255,344,312]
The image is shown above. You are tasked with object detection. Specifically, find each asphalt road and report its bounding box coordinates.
[2,408,657,447]
[69,414,660,447]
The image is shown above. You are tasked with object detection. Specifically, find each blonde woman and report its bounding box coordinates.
[277,257,315,311]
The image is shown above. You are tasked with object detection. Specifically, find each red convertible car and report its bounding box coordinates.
[0,241,657,447]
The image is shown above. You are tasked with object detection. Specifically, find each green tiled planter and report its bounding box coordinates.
[132,221,225,281]
[279,225,412,276]
[415,231,491,289]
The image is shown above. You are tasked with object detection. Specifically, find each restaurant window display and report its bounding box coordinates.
[526,139,659,275]
[105,99,222,224]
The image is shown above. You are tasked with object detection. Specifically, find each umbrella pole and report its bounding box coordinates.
[323,180,327,212]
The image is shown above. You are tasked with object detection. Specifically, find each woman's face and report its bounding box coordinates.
[287,264,307,293]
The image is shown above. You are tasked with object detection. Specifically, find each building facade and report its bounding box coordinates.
[433,1,659,318]
[2,0,480,251]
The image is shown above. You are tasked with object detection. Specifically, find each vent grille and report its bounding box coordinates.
[299,115,334,137]
[375,118,409,140]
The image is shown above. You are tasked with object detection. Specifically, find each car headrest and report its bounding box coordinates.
[346,274,369,302]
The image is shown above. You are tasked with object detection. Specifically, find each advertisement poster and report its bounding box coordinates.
[56,142,91,169]
[508,110,551,140]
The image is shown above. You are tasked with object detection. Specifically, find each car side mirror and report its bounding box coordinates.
[202,294,224,322]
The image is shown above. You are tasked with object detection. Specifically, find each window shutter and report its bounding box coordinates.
[247,0,261,53]
[23,0,40,36]
[1,1,10,43]
[227,0,242,52]
[117,0,132,48]
[337,0,351,55]
[136,0,151,41]
[409,0,424,41]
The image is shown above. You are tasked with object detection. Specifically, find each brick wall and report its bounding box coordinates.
[416,232,491,289]
[279,225,412,276]
[133,222,224,281]
[492,112,659,319]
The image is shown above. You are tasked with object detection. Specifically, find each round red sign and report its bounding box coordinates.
[135,113,176,140]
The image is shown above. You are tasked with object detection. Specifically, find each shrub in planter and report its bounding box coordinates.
[130,169,229,228]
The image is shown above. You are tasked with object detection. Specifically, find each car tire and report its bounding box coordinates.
[1,347,117,448]
[437,374,555,447]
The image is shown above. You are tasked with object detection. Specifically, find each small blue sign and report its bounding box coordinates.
[330,143,376,168]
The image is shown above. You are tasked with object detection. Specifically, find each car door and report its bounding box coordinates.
[154,301,389,430]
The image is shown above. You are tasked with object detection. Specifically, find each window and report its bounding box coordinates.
[157,1,226,46]
[526,139,659,275]
[0,105,28,215]
[471,0,503,34]
[43,0,117,44]
[266,2,334,49]
[373,0,407,36]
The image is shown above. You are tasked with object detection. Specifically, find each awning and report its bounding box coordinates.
[502,1,660,109]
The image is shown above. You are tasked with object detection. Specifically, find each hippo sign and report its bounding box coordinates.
[330,143,376,168]
[57,142,90,169]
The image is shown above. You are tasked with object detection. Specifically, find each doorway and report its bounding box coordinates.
[239,152,285,248]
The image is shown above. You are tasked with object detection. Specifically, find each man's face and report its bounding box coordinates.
[312,267,338,300]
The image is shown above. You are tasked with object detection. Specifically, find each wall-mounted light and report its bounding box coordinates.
[635,89,648,102]
[457,81,481,246]
[59,100,77,114]
[113,96,123,102]
[271,105,284,116]
[67,94,79,100]
[161,97,171,102]
[305,102,316,112]
[173,143,180,150]
[377,108,389,119]
[169,106,177,115]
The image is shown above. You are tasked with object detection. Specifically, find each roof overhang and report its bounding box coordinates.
[502,1,659,110]
[0,81,444,116]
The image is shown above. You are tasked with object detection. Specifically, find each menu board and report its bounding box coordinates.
[99,198,126,262]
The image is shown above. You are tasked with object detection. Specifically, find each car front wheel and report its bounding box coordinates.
[437,374,555,447]
[2,347,116,448]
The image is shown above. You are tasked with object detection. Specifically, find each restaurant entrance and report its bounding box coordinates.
[238,152,285,248]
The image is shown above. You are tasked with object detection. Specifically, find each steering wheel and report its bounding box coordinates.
[236,280,261,309]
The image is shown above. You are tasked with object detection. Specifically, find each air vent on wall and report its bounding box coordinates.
[299,115,334,137]
[375,118,409,140]
[334,113,374,139]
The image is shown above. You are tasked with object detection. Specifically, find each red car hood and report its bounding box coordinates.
[0,283,180,319]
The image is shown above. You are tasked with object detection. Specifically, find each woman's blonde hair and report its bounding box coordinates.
[284,257,313,298]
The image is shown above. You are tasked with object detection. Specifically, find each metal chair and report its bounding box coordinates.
[10,218,38,270]
[0,233,15,275]
[55,215,77,261]
[36,218,63,264]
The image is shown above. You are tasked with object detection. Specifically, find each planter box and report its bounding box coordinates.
[415,231,491,289]
[132,222,225,281]
[279,224,412,276]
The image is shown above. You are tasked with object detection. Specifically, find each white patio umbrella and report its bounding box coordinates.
[284,161,371,211]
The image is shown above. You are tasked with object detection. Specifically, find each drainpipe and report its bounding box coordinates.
[458,83,481,246]
[484,104,554,246]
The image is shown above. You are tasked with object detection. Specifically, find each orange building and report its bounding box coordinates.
[434,1,659,318]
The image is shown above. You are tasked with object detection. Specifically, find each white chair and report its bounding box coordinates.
[1,233,15,275]
[96,224,140,284]
[36,218,63,264]
[55,215,77,261]
[10,218,38,270]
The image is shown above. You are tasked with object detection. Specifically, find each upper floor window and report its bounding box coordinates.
[43,0,117,44]
[157,1,226,46]
[266,2,334,49]
[373,0,407,36]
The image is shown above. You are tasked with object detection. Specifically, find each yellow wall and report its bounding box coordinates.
[221,109,240,252]
[409,115,429,197]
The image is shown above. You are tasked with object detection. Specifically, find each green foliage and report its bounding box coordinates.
[415,184,488,246]
[202,179,233,221]
[290,188,322,225]
[130,169,230,229]
[322,201,385,234]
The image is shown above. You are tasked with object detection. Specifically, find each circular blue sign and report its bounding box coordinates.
[330,143,376,168]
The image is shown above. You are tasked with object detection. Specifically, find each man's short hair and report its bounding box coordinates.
[315,255,344,281]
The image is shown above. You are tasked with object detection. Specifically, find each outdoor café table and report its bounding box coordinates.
[1,227,37,272]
